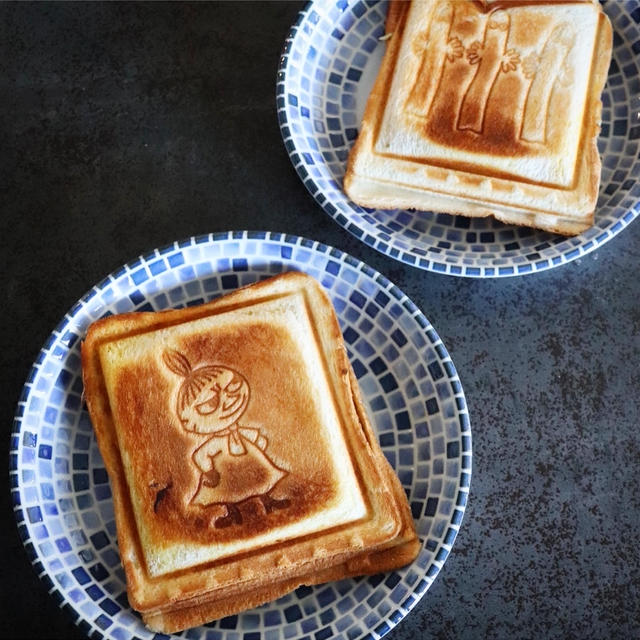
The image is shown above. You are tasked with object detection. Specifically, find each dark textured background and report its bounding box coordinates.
[2,2,640,639]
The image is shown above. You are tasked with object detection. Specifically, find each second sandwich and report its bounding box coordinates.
[345,0,612,235]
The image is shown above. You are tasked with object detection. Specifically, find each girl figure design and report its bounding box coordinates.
[163,349,290,528]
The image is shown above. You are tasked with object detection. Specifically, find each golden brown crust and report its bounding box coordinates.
[82,272,420,631]
[142,576,306,633]
[344,0,612,236]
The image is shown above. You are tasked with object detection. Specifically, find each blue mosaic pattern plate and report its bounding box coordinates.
[10,232,471,640]
[277,0,640,277]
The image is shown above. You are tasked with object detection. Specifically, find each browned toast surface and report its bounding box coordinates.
[81,271,420,631]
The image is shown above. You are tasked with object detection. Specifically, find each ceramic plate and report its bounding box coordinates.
[11,231,471,640]
[277,0,640,277]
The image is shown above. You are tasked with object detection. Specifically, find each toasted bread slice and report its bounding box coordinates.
[344,0,612,235]
[81,271,419,632]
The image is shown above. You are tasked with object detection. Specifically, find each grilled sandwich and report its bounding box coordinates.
[81,271,420,632]
[345,0,612,235]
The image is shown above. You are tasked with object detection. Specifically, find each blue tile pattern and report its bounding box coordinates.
[277,0,640,277]
[10,232,471,640]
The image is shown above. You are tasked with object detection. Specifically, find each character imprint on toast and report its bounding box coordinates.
[406,2,575,143]
[163,349,290,529]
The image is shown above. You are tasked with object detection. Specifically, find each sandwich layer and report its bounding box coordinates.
[98,292,367,577]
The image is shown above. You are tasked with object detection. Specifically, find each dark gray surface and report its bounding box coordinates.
[2,2,640,639]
